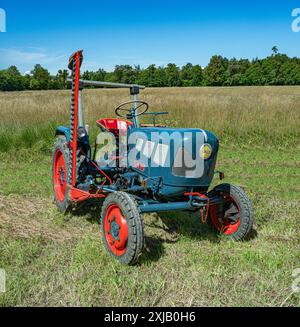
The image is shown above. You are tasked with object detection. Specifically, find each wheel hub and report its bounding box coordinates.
[210,193,241,235]
[110,220,120,239]
[104,204,129,256]
[58,167,65,185]
[53,149,67,203]
[223,202,239,223]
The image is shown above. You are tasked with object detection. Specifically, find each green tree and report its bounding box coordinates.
[190,65,203,86]
[225,58,251,86]
[272,46,279,55]
[111,65,138,84]
[181,63,194,86]
[204,56,228,86]
[139,64,158,87]
[165,63,181,87]
[154,66,168,86]
[52,69,69,89]
[2,50,300,91]
[82,68,106,82]
[0,66,25,91]
[30,64,51,90]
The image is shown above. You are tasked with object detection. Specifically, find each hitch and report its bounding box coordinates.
[184,192,210,223]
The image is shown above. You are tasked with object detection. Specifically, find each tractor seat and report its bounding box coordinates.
[97,118,133,137]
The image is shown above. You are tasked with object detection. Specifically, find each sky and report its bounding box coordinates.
[0,0,300,74]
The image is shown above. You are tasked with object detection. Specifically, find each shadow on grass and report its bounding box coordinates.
[139,211,222,263]
[67,202,258,263]
[140,210,258,263]
[244,228,258,241]
[67,200,104,224]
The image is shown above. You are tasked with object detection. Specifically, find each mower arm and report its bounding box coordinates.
[55,126,70,141]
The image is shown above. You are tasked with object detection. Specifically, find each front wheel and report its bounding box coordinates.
[100,192,144,265]
[208,183,254,241]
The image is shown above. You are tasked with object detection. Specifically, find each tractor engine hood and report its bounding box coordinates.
[127,127,219,197]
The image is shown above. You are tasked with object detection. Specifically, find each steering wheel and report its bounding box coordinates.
[115,100,149,118]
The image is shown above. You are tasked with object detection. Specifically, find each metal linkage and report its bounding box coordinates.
[66,78,146,128]
[67,78,145,90]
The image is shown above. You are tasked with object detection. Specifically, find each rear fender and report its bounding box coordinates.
[55,126,70,141]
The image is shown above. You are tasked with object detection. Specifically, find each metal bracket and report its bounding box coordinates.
[130,85,140,95]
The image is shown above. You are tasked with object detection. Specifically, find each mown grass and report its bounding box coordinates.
[0,87,299,307]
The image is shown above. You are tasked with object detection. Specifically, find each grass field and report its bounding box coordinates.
[0,86,299,306]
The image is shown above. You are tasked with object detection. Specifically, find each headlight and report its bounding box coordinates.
[77,127,87,139]
[199,143,212,160]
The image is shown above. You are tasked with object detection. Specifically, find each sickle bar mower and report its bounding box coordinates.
[67,51,106,202]
[69,51,81,187]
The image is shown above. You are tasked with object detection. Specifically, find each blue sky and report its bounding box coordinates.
[0,0,300,74]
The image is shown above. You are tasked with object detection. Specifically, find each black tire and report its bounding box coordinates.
[100,192,144,265]
[52,136,72,213]
[208,183,253,241]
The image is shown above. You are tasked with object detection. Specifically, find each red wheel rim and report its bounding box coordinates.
[209,194,241,235]
[104,204,128,256]
[53,149,67,203]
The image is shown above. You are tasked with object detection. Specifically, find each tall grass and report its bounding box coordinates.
[0,86,299,152]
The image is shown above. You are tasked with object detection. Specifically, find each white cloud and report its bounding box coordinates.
[0,47,66,73]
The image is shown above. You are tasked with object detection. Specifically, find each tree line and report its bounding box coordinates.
[1,49,300,91]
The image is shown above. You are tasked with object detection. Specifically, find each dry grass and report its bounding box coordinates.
[0,194,93,242]
[0,86,299,150]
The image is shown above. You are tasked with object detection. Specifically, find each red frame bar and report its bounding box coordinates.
[69,186,106,202]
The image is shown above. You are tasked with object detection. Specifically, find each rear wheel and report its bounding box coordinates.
[208,183,253,241]
[52,136,72,213]
[101,192,144,265]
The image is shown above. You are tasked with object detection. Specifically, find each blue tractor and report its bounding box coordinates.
[52,51,254,265]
